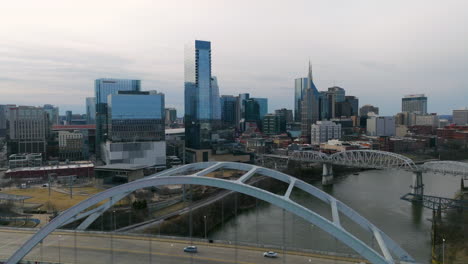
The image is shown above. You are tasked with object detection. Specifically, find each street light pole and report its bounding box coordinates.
[204,215,207,240]
[442,238,445,264]
[58,235,61,264]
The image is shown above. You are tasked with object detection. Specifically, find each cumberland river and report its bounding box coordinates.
[209,169,462,263]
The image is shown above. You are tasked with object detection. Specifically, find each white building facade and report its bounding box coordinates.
[367,116,395,136]
[310,121,342,144]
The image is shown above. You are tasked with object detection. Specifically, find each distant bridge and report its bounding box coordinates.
[258,150,468,196]
[8,162,415,264]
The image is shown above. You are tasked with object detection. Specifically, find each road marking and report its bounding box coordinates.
[0,228,367,263]
[27,244,258,264]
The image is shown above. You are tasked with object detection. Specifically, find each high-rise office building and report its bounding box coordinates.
[211,77,221,120]
[311,121,342,144]
[103,91,166,166]
[95,78,141,159]
[345,96,359,116]
[43,104,59,125]
[402,94,427,114]
[165,108,177,126]
[319,92,330,121]
[367,116,395,136]
[252,98,268,120]
[327,86,346,118]
[0,105,15,138]
[184,40,217,152]
[263,113,286,135]
[220,95,237,126]
[8,106,50,156]
[360,104,379,116]
[275,108,293,123]
[236,93,250,128]
[86,97,96,124]
[294,77,308,122]
[301,62,320,142]
[0,105,7,137]
[65,111,73,125]
[453,108,468,125]
[244,99,260,123]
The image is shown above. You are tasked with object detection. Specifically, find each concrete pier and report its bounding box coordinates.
[411,171,424,197]
[322,163,334,185]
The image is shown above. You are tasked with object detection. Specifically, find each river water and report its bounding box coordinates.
[209,169,462,263]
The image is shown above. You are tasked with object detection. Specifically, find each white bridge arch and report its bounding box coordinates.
[7,162,415,264]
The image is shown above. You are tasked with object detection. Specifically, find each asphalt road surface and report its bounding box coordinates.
[0,228,364,264]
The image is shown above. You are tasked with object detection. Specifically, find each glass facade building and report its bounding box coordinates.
[220,95,237,125]
[244,99,260,122]
[294,77,308,122]
[43,104,59,125]
[319,92,330,120]
[94,78,141,158]
[86,97,96,124]
[185,40,220,150]
[107,91,164,142]
[211,77,221,120]
[300,62,320,142]
[252,98,268,120]
[402,94,427,114]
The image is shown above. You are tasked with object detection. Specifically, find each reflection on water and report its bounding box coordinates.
[210,169,461,263]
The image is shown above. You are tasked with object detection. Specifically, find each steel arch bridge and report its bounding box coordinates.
[7,162,415,264]
[420,161,468,177]
[290,150,418,171]
[329,150,418,171]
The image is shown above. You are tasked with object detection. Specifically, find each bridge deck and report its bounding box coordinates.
[0,228,364,264]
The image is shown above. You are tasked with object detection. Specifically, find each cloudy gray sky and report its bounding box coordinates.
[1,0,467,116]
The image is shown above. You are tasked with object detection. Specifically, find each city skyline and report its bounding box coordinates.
[1,1,468,116]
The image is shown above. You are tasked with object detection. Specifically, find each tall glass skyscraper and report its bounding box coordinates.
[294,77,308,122]
[301,62,320,142]
[85,97,96,124]
[252,98,268,120]
[95,78,141,158]
[185,40,219,150]
[220,95,237,125]
[211,76,221,120]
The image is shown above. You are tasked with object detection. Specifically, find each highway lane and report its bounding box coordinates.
[0,228,364,264]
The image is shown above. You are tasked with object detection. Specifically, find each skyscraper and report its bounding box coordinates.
[103,91,166,166]
[301,62,320,142]
[402,94,427,114]
[165,108,177,126]
[211,77,221,120]
[236,93,250,128]
[294,77,308,122]
[252,98,268,119]
[95,78,141,159]
[453,108,468,125]
[184,40,215,151]
[360,104,379,116]
[220,95,237,126]
[327,86,346,118]
[86,97,96,124]
[43,104,59,125]
[65,110,72,125]
[345,96,359,116]
[8,106,50,156]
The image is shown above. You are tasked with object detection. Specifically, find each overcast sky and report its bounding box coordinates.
[1,0,467,116]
